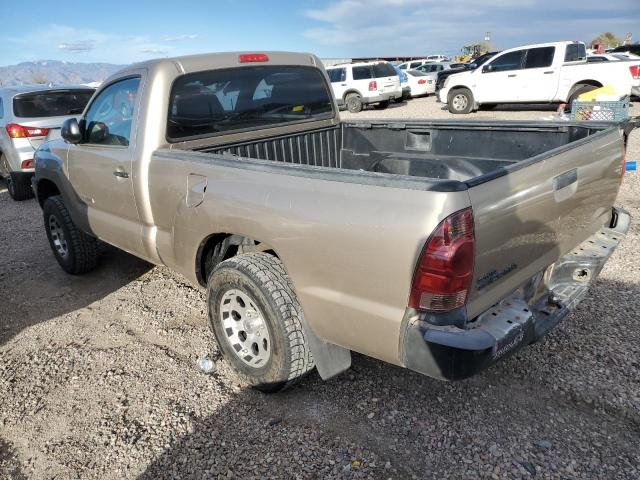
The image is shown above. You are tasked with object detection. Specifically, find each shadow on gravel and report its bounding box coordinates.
[0,437,26,480]
[0,179,152,346]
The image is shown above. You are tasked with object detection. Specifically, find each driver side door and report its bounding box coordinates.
[475,49,526,103]
[68,75,144,255]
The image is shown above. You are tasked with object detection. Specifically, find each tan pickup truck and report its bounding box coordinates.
[33,51,633,392]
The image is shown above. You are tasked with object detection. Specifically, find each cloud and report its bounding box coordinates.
[58,41,95,53]
[141,48,169,56]
[162,34,198,42]
[302,0,638,56]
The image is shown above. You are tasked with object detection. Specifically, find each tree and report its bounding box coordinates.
[589,32,623,48]
[31,71,47,84]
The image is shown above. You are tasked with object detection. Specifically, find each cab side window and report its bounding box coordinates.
[327,68,346,83]
[84,77,140,147]
[524,47,555,69]
[486,50,525,72]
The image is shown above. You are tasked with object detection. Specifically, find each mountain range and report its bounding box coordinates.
[0,60,124,87]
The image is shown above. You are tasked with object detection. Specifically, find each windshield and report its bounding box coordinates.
[13,89,94,118]
[167,66,334,141]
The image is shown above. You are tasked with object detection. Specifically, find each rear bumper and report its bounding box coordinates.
[364,91,402,104]
[401,208,630,380]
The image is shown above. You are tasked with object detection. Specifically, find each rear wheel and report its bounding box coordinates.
[448,88,474,114]
[345,93,363,113]
[566,84,599,111]
[43,195,99,274]
[207,252,315,393]
[374,100,390,109]
[7,172,34,201]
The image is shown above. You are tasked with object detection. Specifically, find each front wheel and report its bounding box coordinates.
[447,88,474,114]
[207,252,315,393]
[43,195,99,274]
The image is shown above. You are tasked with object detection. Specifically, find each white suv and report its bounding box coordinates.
[326,62,401,113]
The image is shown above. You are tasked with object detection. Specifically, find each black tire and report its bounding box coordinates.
[207,252,315,393]
[345,93,363,113]
[447,88,474,114]
[7,172,34,201]
[43,195,99,275]
[374,100,390,109]
[566,85,598,111]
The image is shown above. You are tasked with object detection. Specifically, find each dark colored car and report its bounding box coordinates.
[611,44,640,57]
[435,51,500,93]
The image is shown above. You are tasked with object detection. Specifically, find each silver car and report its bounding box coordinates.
[0,85,94,200]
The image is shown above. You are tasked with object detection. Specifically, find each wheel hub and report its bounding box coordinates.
[48,215,69,259]
[452,94,468,111]
[220,289,271,368]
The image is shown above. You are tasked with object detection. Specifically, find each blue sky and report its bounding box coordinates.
[0,0,638,66]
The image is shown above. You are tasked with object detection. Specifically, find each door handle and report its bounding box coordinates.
[543,71,554,74]
[508,74,517,78]
[113,170,129,179]
[341,83,347,86]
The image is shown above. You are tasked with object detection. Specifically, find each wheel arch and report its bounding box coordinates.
[342,89,363,101]
[567,80,603,100]
[196,232,352,380]
[36,178,61,207]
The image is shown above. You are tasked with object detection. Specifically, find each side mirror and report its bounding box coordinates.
[482,64,493,73]
[61,118,83,144]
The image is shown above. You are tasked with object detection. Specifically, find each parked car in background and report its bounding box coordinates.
[439,41,640,114]
[392,65,411,100]
[415,62,452,74]
[397,59,431,70]
[426,54,450,62]
[611,44,640,57]
[405,70,435,96]
[326,61,401,113]
[435,52,499,93]
[33,50,633,391]
[0,85,95,200]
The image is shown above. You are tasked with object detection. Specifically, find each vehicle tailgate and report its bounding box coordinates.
[466,126,624,318]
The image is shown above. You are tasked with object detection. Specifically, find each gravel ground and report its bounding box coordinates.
[1,96,639,479]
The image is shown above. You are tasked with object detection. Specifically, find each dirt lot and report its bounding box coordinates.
[1,97,639,479]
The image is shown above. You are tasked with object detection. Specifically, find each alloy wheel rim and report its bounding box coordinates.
[48,215,69,258]
[220,289,271,368]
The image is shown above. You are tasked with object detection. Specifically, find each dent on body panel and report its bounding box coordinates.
[466,129,622,318]
[166,157,470,364]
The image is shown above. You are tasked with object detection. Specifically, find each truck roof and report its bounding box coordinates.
[103,51,324,85]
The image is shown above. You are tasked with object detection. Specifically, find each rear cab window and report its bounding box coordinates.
[12,90,95,118]
[167,66,334,141]
[564,43,587,62]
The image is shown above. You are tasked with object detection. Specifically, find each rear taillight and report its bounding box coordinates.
[368,80,377,91]
[418,79,426,84]
[409,208,475,312]
[21,159,34,169]
[6,123,49,138]
[629,65,640,80]
[239,53,269,63]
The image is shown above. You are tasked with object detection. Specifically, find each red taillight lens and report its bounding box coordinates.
[629,65,640,80]
[368,80,377,91]
[409,208,475,312]
[418,79,426,84]
[6,123,49,138]
[21,159,34,169]
[239,53,269,63]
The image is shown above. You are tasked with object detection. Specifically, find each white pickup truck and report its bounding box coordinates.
[439,41,640,114]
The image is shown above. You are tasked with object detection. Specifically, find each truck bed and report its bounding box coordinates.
[183,120,607,185]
